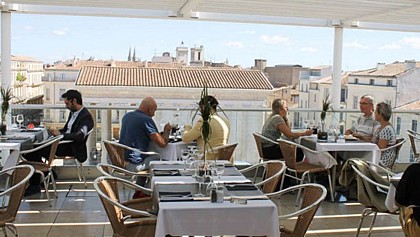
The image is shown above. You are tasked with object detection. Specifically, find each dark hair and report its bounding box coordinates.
[376,102,392,121]
[199,95,219,110]
[62,89,83,105]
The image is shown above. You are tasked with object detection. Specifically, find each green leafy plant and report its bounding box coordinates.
[320,93,333,122]
[16,72,27,82]
[0,86,13,124]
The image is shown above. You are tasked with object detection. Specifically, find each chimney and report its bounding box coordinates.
[404,60,416,71]
[376,63,385,70]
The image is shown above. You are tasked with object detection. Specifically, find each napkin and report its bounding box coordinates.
[159,191,193,202]
[225,184,258,191]
[153,170,181,176]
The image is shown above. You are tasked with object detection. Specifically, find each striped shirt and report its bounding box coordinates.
[350,114,380,137]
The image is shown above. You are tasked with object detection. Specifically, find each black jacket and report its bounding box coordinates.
[59,107,94,162]
[395,163,420,223]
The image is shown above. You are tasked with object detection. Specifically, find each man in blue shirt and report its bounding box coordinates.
[119,96,171,181]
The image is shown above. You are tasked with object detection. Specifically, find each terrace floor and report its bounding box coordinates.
[10,179,405,237]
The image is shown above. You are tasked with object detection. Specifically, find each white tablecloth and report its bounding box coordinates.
[385,172,403,213]
[155,199,279,237]
[0,142,21,169]
[149,141,195,161]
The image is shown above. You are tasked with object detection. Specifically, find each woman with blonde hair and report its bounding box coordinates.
[261,99,312,159]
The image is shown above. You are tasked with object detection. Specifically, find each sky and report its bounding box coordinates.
[8,13,420,72]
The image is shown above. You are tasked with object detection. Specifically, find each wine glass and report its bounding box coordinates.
[16,114,24,129]
[194,160,205,197]
[11,115,17,128]
[180,148,190,174]
[303,118,309,129]
[215,162,225,183]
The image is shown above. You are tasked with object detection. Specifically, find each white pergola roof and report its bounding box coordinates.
[3,0,420,32]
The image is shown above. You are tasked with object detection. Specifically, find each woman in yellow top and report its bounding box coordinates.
[182,96,230,160]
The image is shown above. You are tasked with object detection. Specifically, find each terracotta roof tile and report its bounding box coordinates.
[76,66,273,90]
[396,99,420,110]
[351,61,420,77]
[45,60,185,70]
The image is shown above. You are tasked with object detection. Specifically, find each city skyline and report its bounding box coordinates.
[9,13,420,71]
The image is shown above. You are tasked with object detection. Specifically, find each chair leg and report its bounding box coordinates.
[76,160,87,188]
[49,169,58,198]
[356,208,374,237]
[75,160,83,182]
[327,171,335,202]
[39,171,51,207]
[5,223,17,237]
[2,226,8,237]
[295,172,307,207]
[367,211,378,237]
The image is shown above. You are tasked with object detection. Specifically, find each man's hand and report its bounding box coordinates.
[163,123,171,134]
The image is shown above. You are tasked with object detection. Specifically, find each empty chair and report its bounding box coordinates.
[55,129,93,188]
[377,138,405,170]
[94,176,157,237]
[278,138,336,202]
[238,160,286,193]
[267,183,327,237]
[0,165,35,236]
[349,158,398,237]
[406,129,420,161]
[19,135,63,206]
[206,142,238,163]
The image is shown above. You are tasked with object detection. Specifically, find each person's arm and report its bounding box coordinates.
[150,123,171,148]
[182,120,202,142]
[278,124,313,140]
[344,128,353,135]
[61,111,94,142]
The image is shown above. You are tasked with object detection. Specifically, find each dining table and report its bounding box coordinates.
[148,137,196,161]
[149,160,280,237]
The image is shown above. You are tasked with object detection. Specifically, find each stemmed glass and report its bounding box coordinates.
[180,148,190,174]
[303,118,309,129]
[11,115,17,128]
[16,114,24,129]
[194,160,205,197]
[215,162,225,183]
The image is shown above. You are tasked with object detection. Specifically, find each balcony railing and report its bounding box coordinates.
[9,104,419,166]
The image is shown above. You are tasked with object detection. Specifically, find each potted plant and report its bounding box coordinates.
[0,86,13,135]
[318,93,332,140]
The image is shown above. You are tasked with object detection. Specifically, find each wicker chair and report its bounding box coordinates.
[103,140,161,167]
[377,138,405,170]
[19,135,63,206]
[94,176,157,237]
[267,183,327,237]
[238,160,286,193]
[349,158,398,237]
[206,143,238,163]
[252,132,278,162]
[278,138,336,203]
[0,165,35,236]
[55,129,93,188]
[407,129,420,161]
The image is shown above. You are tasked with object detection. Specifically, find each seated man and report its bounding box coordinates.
[119,96,171,189]
[395,163,420,237]
[23,89,94,196]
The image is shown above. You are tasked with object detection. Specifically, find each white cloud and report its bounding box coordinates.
[299,47,318,53]
[344,41,368,49]
[225,41,243,48]
[52,28,69,36]
[380,42,401,50]
[401,37,420,49]
[260,35,289,44]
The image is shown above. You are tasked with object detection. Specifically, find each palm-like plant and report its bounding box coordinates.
[0,86,13,124]
[320,93,333,122]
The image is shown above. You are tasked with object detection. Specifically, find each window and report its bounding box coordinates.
[353,96,359,109]
[369,79,375,85]
[354,78,359,84]
[314,94,316,103]
[387,80,392,86]
[412,120,418,132]
[396,117,401,135]
[340,88,346,102]
[59,109,66,123]
[45,88,50,101]
[59,89,66,101]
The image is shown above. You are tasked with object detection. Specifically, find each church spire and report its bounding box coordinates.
[128,47,132,61]
[133,47,137,62]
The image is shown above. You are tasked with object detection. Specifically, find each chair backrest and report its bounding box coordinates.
[406,130,419,158]
[378,138,406,169]
[253,132,278,161]
[260,160,285,193]
[349,159,391,212]
[207,143,238,163]
[267,183,327,237]
[103,140,126,169]
[94,176,156,236]
[0,165,35,223]
[278,139,298,169]
[21,135,63,167]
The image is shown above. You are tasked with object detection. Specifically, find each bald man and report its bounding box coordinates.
[119,96,171,173]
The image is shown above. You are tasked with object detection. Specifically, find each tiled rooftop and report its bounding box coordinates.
[75,66,273,90]
[44,60,185,70]
[396,99,420,110]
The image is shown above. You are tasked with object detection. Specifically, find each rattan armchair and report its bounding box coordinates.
[0,165,35,236]
[267,183,327,237]
[206,142,238,163]
[19,135,63,206]
[94,176,157,237]
[407,129,420,161]
[239,160,286,193]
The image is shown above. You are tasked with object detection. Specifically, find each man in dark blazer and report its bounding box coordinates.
[23,89,94,196]
[51,89,94,162]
